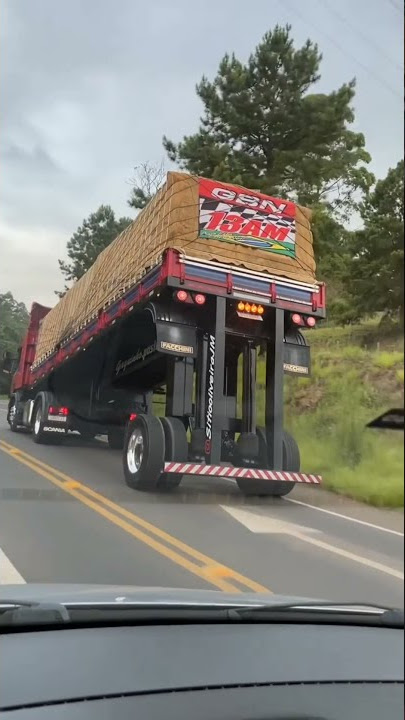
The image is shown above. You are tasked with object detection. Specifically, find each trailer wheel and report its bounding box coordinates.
[7,397,21,432]
[108,427,125,450]
[236,429,300,497]
[123,414,165,491]
[158,417,188,490]
[32,395,66,445]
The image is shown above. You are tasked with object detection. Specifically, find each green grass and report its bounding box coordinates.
[307,316,404,351]
[373,350,404,369]
[256,322,404,507]
[292,430,403,507]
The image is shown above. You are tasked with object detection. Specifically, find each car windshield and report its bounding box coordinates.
[0,0,403,639]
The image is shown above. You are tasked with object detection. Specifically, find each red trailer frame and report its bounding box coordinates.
[13,249,325,393]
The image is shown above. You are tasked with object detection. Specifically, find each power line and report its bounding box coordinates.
[284,0,401,100]
[322,0,402,73]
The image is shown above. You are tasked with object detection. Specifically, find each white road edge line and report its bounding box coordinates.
[0,547,26,584]
[283,497,404,537]
[219,477,403,538]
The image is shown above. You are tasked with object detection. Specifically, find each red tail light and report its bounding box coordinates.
[176,290,188,302]
[129,413,138,421]
[291,313,303,325]
[48,405,69,416]
[306,316,316,327]
[194,293,206,305]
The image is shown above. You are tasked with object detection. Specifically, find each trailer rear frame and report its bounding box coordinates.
[7,249,325,495]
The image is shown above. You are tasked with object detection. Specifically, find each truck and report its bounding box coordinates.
[4,172,326,496]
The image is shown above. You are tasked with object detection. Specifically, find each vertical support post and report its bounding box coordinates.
[242,342,256,434]
[205,296,226,464]
[265,308,284,469]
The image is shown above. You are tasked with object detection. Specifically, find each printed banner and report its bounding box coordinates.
[199,178,296,258]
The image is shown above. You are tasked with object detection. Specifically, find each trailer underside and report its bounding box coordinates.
[7,250,324,495]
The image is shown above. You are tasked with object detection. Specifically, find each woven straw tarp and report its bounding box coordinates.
[34,172,316,366]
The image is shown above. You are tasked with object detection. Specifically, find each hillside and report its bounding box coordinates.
[257,319,404,508]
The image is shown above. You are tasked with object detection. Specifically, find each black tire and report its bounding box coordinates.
[123,414,165,491]
[158,417,188,489]
[236,432,259,465]
[7,397,21,432]
[32,393,66,445]
[108,427,125,450]
[237,429,300,497]
[282,430,300,471]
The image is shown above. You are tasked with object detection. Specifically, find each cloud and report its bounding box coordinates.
[1,0,403,309]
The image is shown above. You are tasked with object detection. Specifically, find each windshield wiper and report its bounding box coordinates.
[0,600,402,629]
[0,600,71,625]
[232,602,404,627]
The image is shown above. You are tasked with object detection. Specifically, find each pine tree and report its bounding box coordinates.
[163,25,373,216]
[57,205,132,295]
[348,160,404,324]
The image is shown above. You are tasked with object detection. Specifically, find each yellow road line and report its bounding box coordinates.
[0,439,269,593]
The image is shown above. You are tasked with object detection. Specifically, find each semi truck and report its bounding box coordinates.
[4,173,325,496]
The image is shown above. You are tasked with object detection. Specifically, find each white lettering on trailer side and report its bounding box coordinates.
[205,334,216,453]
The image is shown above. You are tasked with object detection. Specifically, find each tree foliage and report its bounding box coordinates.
[310,208,359,323]
[128,160,166,210]
[164,25,373,216]
[347,160,404,324]
[0,291,29,394]
[57,205,132,295]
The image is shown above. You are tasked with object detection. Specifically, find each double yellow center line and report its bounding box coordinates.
[0,439,269,593]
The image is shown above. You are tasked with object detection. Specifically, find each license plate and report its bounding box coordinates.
[47,415,67,422]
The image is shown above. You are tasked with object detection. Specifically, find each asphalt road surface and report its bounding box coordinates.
[0,401,403,606]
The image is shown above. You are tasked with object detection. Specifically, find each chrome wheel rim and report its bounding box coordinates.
[34,407,42,435]
[127,428,144,474]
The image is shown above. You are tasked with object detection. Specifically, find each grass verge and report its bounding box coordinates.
[258,321,404,508]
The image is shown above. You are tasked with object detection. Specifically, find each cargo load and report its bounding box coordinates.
[34,172,317,366]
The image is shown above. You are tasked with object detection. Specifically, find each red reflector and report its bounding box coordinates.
[129,413,138,421]
[291,313,302,325]
[194,293,206,305]
[176,290,188,302]
[306,316,316,327]
[49,405,69,416]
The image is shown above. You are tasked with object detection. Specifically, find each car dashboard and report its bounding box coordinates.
[1,621,403,719]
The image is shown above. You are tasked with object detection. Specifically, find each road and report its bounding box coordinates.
[0,400,403,605]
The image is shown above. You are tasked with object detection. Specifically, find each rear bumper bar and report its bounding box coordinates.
[164,462,322,484]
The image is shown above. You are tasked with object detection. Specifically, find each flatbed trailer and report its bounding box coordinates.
[5,249,325,495]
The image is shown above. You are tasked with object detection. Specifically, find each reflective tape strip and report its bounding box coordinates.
[163,463,322,484]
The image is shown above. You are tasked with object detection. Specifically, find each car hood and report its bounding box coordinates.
[0,582,315,607]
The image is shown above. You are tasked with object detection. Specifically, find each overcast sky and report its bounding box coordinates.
[0,0,403,309]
